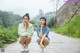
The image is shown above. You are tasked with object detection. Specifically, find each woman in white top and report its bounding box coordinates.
[18,13,34,51]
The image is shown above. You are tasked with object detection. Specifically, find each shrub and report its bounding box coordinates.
[56,14,80,38]
[0,24,18,47]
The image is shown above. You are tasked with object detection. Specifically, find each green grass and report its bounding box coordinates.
[56,14,80,38]
[50,27,55,31]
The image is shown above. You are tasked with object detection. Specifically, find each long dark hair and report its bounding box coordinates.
[22,13,30,20]
[40,17,46,26]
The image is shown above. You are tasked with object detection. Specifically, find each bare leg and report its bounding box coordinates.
[25,36,31,45]
[43,37,49,47]
[37,38,41,45]
[20,36,26,46]
[37,37,49,47]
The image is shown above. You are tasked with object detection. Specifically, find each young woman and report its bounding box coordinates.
[18,13,34,51]
[36,17,50,48]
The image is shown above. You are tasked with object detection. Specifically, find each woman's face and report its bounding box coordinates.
[40,19,46,25]
[23,16,29,23]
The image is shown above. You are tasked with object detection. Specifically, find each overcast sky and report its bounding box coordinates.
[0,0,65,18]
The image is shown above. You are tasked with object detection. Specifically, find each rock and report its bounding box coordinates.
[56,2,80,25]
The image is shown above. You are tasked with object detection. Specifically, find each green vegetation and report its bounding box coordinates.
[0,10,22,28]
[50,27,55,31]
[55,14,80,38]
[47,17,54,27]
[0,10,21,47]
[0,24,18,48]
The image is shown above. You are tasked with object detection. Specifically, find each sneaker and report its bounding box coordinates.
[40,45,46,52]
[21,48,24,51]
[24,45,29,52]
[42,46,44,52]
[21,45,25,51]
[39,45,44,52]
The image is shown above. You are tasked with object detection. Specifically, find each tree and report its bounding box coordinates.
[0,10,22,28]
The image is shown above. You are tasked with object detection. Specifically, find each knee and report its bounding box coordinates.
[27,36,31,40]
[21,36,26,38]
[43,37,49,44]
[38,37,41,41]
[44,37,48,41]
[19,36,26,44]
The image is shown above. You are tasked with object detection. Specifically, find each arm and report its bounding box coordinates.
[36,26,43,38]
[18,24,29,36]
[39,27,43,38]
[18,24,21,36]
[28,25,34,36]
[40,27,50,47]
[40,34,46,43]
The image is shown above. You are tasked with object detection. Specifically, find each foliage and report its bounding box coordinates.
[0,24,18,47]
[47,17,54,27]
[56,14,80,38]
[0,10,22,28]
[0,10,20,48]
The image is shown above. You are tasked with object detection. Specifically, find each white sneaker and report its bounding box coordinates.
[40,45,46,52]
[21,48,24,51]
[21,45,25,51]
[24,45,29,52]
[42,46,44,52]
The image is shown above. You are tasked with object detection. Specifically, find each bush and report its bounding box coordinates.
[0,24,18,47]
[0,40,4,48]
[50,27,55,31]
[56,14,80,38]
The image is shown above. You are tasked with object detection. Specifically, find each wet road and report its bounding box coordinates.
[0,32,80,53]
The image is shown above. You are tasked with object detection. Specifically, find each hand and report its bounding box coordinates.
[24,22,27,29]
[41,25,44,28]
[39,25,43,37]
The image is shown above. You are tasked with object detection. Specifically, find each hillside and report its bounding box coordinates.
[55,2,80,38]
[56,14,80,38]
[56,2,80,25]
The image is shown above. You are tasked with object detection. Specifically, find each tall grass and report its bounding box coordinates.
[56,14,80,38]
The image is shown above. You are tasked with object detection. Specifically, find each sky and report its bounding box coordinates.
[0,0,65,18]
